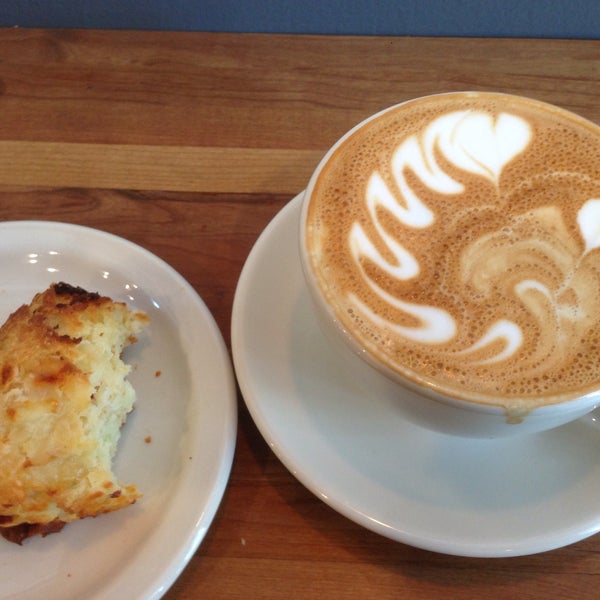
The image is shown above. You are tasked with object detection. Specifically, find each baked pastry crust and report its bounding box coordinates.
[0,283,148,543]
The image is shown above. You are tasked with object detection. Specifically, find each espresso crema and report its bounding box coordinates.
[304,92,600,409]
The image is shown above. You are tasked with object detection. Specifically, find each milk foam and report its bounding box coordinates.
[578,198,600,253]
[352,108,531,349]
[306,93,600,406]
[457,319,523,365]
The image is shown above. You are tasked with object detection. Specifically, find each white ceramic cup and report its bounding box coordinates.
[299,92,600,438]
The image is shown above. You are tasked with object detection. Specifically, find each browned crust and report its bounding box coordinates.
[0,520,66,545]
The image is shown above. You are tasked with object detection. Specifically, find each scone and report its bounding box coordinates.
[0,282,148,544]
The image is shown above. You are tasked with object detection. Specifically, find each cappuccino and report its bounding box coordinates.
[303,92,600,410]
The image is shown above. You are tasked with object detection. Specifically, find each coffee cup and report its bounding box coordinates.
[299,91,600,438]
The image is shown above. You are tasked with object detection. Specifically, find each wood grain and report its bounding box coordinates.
[0,141,320,193]
[0,28,599,600]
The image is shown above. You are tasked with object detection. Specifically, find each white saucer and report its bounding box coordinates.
[232,193,600,558]
[0,221,237,599]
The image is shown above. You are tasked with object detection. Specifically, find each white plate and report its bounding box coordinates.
[232,193,600,558]
[0,221,237,598]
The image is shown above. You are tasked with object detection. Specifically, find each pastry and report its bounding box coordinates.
[0,283,148,543]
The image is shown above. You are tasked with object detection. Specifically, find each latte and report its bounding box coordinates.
[303,92,600,410]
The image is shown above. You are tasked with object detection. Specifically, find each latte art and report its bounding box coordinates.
[305,93,600,408]
[350,109,531,347]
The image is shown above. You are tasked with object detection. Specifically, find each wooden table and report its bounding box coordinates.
[1,28,599,599]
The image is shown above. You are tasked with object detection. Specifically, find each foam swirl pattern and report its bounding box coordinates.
[305,93,600,408]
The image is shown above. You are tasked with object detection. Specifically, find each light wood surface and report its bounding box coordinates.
[1,28,599,599]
